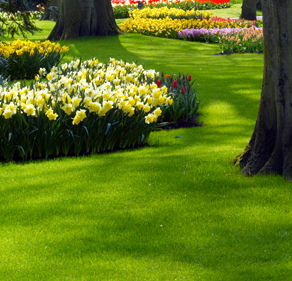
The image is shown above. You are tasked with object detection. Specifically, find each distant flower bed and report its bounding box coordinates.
[179,27,235,42]
[219,27,263,53]
[129,6,212,19]
[112,0,230,5]
[119,14,261,38]
[178,26,263,53]
[112,0,230,18]
[0,10,42,21]
[0,58,174,161]
[0,40,69,79]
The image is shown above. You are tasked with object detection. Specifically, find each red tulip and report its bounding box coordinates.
[156,80,161,88]
[173,80,177,87]
[181,86,185,94]
[188,74,191,81]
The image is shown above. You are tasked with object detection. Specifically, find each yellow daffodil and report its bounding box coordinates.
[24,104,36,116]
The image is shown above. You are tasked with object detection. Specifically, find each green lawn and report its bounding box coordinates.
[206,3,242,18]
[1,13,291,281]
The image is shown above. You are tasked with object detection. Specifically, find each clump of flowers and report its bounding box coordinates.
[218,27,263,53]
[157,72,200,124]
[0,58,174,161]
[0,39,69,79]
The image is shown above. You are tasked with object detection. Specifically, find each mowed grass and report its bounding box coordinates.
[1,14,292,281]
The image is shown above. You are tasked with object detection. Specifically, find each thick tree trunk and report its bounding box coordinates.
[256,0,262,11]
[48,0,121,40]
[240,0,257,20]
[234,0,292,179]
[40,0,59,21]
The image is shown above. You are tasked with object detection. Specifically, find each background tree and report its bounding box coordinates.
[240,0,257,20]
[40,0,59,21]
[256,0,262,11]
[26,0,46,10]
[48,0,121,41]
[235,0,292,179]
[0,0,40,37]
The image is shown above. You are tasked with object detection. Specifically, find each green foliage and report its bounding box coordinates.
[0,95,156,162]
[0,50,65,80]
[230,0,242,3]
[0,0,41,37]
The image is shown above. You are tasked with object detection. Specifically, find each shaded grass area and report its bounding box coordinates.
[1,20,292,281]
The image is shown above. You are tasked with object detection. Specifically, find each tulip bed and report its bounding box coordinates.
[179,26,263,53]
[129,6,212,19]
[0,39,69,79]
[112,0,230,5]
[119,6,263,53]
[119,9,261,39]
[112,0,231,18]
[218,27,263,53]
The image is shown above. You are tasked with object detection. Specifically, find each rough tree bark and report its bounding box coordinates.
[48,0,121,40]
[40,0,59,21]
[234,0,292,179]
[256,0,262,11]
[240,0,257,20]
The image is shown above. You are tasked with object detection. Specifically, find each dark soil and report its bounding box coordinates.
[157,114,203,130]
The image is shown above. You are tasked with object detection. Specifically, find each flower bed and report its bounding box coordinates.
[0,10,42,21]
[112,0,230,18]
[112,0,230,5]
[0,58,174,161]
[0,39,69,79]
[178,26,263,53]
[129,6,212,19]
[157,72,200,124]
[178,27,234,42]
[219,27,263,53]
[119,14,261,38]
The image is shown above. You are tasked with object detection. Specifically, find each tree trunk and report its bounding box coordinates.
[240,0,257,20]
[256,0,262,11]
[234,0,292,179]
[48,0,122,40]
[40,0,59,21]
